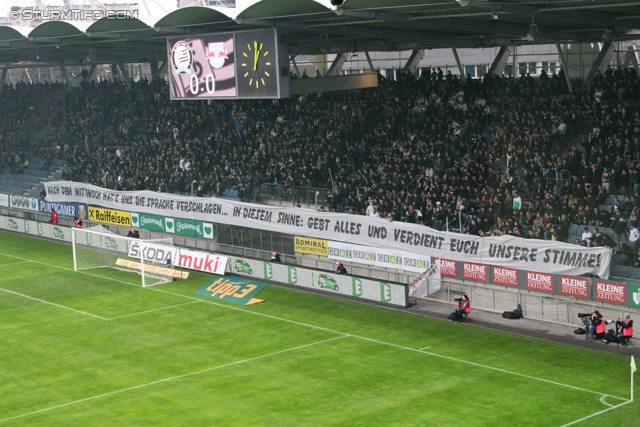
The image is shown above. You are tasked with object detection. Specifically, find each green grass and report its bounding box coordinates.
[0,230,637,426]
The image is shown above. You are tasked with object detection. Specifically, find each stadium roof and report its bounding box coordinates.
[1,0,639,67]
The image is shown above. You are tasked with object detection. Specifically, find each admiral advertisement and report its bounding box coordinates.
[295,236,328,256]
[39,200,87,219]
[43,181,613,278]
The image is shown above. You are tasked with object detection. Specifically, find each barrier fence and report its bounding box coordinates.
[421,280,635,325]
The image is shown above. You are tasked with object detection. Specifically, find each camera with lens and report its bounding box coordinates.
[604,319,617,325]
[454,297,463,302]
[577,313,591,318]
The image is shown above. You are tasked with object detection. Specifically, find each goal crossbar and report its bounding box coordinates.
[71,226,178,287]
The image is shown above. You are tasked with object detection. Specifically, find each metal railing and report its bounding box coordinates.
[257,183,329,209]
[420,280,638,325]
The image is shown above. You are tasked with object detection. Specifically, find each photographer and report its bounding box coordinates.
[455,295,471,321]
[616,313,633,345]
[585,311,604,341]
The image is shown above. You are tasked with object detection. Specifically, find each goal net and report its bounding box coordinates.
[72,225,178,287]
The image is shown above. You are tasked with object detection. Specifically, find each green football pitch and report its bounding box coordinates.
[0,230,637,427]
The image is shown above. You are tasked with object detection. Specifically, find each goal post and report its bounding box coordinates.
[71,225,178,287]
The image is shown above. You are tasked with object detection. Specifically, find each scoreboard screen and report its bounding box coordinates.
[167,29,289,100]
[168,34,236,99]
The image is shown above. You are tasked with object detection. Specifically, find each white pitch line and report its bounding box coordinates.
[0,251,630,403]
[0,260,32,268]
[106,301,201,320]
[0,335,349,425]
[559,400,633,427]
[0,287,108,320]
[599,394,614,407]
[419,347,431,351]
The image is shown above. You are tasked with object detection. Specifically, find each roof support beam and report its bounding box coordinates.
[364,51,375,72]
[584,42,613,85]
[58,60,71,86]
[452,47,466,83]
[158,61,168,79]
[623,45,639,69]
[555,42,572,92]
[327,53,346,76]
[404,49,422,76]
[0,68,7,93]
[150,60,159,80]
[86,62,97,82]
[290,57,301,78]
[488,45,511,76]
[116,61,132,89]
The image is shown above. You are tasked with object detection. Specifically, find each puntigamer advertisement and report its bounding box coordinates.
[44,181,612,278]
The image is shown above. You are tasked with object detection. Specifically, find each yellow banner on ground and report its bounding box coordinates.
[88,207,132,226]
[116,258,191,279]
[294,235,328,256]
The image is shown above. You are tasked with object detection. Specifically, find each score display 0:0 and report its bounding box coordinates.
[189,73,216,95]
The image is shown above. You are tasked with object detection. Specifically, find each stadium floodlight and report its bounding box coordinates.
[72,225,179,288]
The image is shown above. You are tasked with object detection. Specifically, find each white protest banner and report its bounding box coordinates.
[44,181,612,278]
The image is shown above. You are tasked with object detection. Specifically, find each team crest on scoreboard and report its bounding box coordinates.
[171,41,193,75]
[206,42,228,69]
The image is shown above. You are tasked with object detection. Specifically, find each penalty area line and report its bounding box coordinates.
[559,400,632,427]
[0,260,32,268]
[0,335,349,425]
[106,301,202,320]
[0,287,108,320]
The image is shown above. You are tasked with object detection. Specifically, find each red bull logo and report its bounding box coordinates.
[207,42,228,69]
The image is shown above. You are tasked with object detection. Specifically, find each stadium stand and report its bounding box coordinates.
[1,66,639,266]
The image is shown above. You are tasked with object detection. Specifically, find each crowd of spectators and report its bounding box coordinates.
[2,64,640,252]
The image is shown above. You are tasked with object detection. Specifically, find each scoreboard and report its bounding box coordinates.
[167,28,290,100]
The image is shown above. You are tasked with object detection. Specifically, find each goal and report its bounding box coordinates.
[72,225,178,287]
